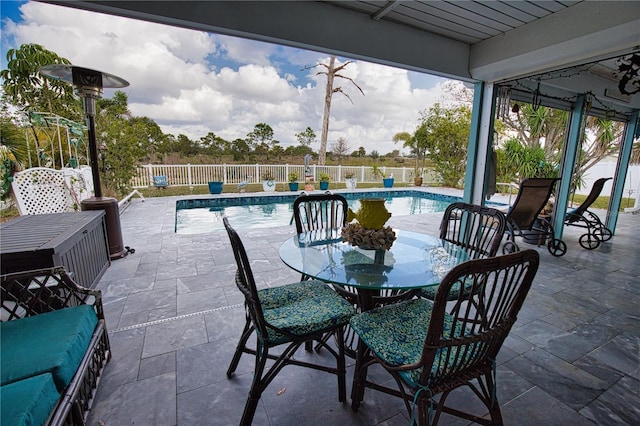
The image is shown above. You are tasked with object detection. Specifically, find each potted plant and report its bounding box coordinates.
[262,170,276,192]
[344,171,357,190]
[413,169,423,187]
[371,164,394,188]
[319,172,330,190]
[383,173,394,188]
[208,169,224,194]
[288,172,299,191]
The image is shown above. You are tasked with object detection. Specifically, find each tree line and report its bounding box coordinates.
[1,43,637,200]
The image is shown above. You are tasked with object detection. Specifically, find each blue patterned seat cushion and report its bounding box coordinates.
[418,278,474,301]
[258,280,356,344]
[350,299,467,387]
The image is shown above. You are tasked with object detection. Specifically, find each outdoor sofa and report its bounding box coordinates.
[1,267,111,425]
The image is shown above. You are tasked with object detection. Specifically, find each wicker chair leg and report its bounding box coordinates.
[484,371,504,425]
[350,341,369,411]
[335,327,347,402]
[227,321,253,377]
[239,345,269,426]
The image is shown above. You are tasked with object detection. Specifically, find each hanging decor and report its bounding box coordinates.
[614,53,640,95]
[531,80,542,112]
[496,86,511,120]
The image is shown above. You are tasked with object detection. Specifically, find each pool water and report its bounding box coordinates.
[175,191,465,235]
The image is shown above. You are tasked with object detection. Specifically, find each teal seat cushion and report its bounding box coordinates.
[258,280,356,344]
[1,305,98,391]
[1,372,60,426]
[418,279,474,301]
[350,299,465,387]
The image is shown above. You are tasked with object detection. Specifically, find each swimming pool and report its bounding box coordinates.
[175,190,473,234]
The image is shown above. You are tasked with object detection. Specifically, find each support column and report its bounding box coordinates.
[552,94,585,239]
[607,110,639,233]
[463,82,496,205]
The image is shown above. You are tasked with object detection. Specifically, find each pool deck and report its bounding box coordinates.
[86,187,639,425]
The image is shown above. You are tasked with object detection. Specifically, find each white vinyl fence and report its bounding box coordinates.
[130,164,438,188]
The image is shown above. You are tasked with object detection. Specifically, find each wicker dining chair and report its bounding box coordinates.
[223,218,356,426]
[293,193,349,282]
[350,249,540,425]
[419,202,507,303]
[292,192,410,352]
[293,192,349,234]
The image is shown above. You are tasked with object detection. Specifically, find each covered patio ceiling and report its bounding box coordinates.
[46,0,640,117]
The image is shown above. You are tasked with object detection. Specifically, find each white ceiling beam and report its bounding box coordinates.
[469,1,640,82]
[45,0,472,80]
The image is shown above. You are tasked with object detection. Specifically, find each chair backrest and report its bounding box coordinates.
[1,266,104,321]
[507,178,559,229]
[418,249,539,387]
[293,193,348,233]
[439,202,507,260]
[11,167,78,215]
[223,217,270,338]
[566,177,612,222]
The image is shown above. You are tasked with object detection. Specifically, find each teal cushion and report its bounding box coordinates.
[1,305,98,391]
[1,373,60,426]
[258,280,356,344]
[418,279,475,301]
[350,299,466,387]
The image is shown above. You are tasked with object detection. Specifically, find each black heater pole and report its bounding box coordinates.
[40,64,130,260]
[85,113,102,198]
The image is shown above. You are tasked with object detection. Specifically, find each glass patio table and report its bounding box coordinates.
[279,228,469,311]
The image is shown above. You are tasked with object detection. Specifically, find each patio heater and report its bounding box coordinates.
[40,65,130,259]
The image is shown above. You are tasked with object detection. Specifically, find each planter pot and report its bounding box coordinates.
[345,178,357,190]
[208,181,223,194]
[383,178,394,188]
[319,181,329,190]
[288,182,299,191]
[262,180,276,192]
[414,177,423,187]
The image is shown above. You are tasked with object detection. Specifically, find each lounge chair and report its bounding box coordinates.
[565,177,613,249]
[503,178,567,257]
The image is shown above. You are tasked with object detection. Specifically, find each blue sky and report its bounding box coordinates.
[1,0,455,153]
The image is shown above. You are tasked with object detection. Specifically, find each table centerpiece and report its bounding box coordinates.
[341,198,396,250]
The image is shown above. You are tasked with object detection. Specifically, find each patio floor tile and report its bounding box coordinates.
[83,191,639,425]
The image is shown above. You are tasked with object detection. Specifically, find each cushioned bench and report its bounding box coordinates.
[1,267,111,426]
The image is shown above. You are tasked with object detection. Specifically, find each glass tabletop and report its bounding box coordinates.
[279,228,469,290]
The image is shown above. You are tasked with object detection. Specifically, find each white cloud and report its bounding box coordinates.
[3,1,456,154]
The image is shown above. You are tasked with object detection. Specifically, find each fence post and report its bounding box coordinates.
[147,164,153,186]
[360,166,365,183]
[187,163,193,188]
[338,165,342,182]
[223,164,227,184]
[256,164,260,182]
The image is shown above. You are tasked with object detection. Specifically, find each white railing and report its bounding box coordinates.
[496,182,520,204]
[131,164,435,188]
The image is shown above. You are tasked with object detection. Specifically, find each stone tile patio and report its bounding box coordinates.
[86,188,639,425]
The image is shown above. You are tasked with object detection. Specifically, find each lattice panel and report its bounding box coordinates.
[11,167,78,215]
[1,267,104,322]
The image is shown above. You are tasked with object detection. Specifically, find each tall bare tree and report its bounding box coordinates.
[306,56,364,165]
[330,136,350,162]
